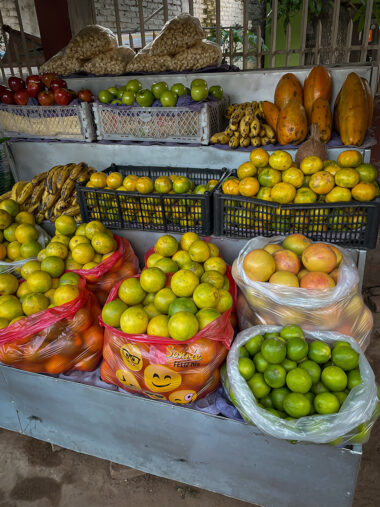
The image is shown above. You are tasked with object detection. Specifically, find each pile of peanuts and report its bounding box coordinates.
[150,13,204,56]
[82,47,135,75]
[65,25,117,60]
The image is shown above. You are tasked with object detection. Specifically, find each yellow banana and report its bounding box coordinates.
[16,182,33,204]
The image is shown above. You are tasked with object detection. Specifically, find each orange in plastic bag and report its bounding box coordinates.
[99,269,236,404]
[69,236,140,305]
[0,279,104,374]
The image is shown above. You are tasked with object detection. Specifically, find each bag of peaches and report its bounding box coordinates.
[232,234,373,350]
[100,232,236,404]
[0,273,103,374]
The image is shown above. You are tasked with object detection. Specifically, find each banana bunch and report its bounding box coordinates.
[0,162,94,223]
[210,101,276,149]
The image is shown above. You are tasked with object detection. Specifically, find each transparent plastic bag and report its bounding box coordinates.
[40,50,83,76]
[0,225,50,275]
[150,14,205,56]
[232,236,373,349]
[82,46,135,75]
[227,325,379,444]
[126,44,173,73]
[65,25,117,60]
[0,279,104,374]
[171,40,223,72]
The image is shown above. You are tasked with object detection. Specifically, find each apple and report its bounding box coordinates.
[191,85,208,102]
[27,81,43,98]
[98,89,113,104]
[151,81,168,99]
[50,79,67,92]
[1,90,15,104]
[54,88,72,106]
[68,89,77,99]
[191,78,207,89]
[108,86,118,96]
[77,89,93,102]
[0,85,7,96]
[171,83,186,97]
[121,90,135,105]
[37,90,54,106]
[14,89,29,105]
[117,88,124,99]
[41,72,58,88]
[208,85,224,100]
[126,79,142,93]
[26,75,41,85]
[8,77,25,92]
[160,90,178,107]
[136,89,154,107]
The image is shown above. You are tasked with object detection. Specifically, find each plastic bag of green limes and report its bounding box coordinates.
[224,324,379,445]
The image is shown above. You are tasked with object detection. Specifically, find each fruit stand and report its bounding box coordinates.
[0,57,379,507]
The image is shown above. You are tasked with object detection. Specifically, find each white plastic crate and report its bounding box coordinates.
[92,97,228,145]
[0,102,95,142]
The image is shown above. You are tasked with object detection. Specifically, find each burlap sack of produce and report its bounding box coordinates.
[150,13,204,56]
[65,24,117,60]
[232,236,373,350]
[82,46,135,75]
[170,40,223,72]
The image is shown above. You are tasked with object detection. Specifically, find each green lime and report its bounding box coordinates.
[238,357,255,380]
[283,393,311,418]
[347,368,361,390]
[266,408,284,418]
[154,288,177,314]
[332,345,359,371]
[286,368,312,393]
[264,364,286,388]
[254,352,269,373]
[321,365,347,391]
[299,360,321,384]
[314,393,340,414]
[333,391,348,405]
[311,381,329,395]
[280,325,304,340]
[271,386,290,411]
[247,373,271,399]
[333,340,351,349]
[308,341,331,364]
[350,423,370,444]
[261,337,287,364]
[264,332,281,339]
[281,358,297,372]
[259,394,273,409]
[286,337,308,361]
[245,334,264,356]
[239,346,250,358]
[304,392,315,414]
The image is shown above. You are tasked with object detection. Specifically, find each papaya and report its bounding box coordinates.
[276,100,308,146]
[337,72,369,146]
[311,97,332,143]
[361,77,373,128]
[333,89,342,134]
[303,66,332,123]
[274,73,303,110]
[260,101,279,133]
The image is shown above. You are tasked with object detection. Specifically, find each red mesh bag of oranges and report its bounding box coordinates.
[0,277,104,374]
[100,232,237,404]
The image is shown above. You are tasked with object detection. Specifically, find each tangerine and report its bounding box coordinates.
[325,186,352,202]
[294,187,317,204]
[250,148,269,168]
[269,151,292,171]
[270,182,296,204]
[180,232,199,251]
[147,314,170,337]
[89,172,107,188]
[154,235,179,257]
[15,211,35,225]
[189,240,210,262]
[123,175,138,191]
[337,150,362,168]
[0,210,12,230]
[106,172,123,189]
[309,171,335,194]
[55,215,77,236]
[237,161,257,179]
[300,156,323,175]
[282,167,304,188]
[352,182,377,201]
[335,169,360,188]
[15,223,38,244]
[222,179,240,195]
[258,168,282,187]
[168,311,199,340]
[196,308,221,329]
[53,284,80,305]
[22,293,49,316]
[118,278,146,305]
[238,177,259,197]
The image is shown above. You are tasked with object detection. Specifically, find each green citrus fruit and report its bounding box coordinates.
[102,299,128,327]
[311,381,329,395]
[333,391,348,405]
[140,267,166,293]
[168,311,199,341]
[118,278,146,305]
[168,297,197,316]
[247,373,271,399]
[264,364,286,388]
[41,256,65,278]
[239,346,249,358]
[261,337,287,364]
[254,352,269,373]
[153,288,177,314]
[332,345,359,371]
[238,357,255,380]
[314,392,340,414]
[321,365,347,391]
[347,369,361,390]
[286,337,308,361]
[196,308,221,329]
[283,393,311,418]
[281,358,297,372]
[299,360,321,384]
[308,341,331,364]
[286,368,312,393]
[280,325,304,340]
[245,335,264,356]
[271,386,291,411]
[259,394,274,409]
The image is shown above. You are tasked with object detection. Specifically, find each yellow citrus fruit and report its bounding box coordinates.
[189,240,210,262]
[300,156,323,175]
[172,250,191,268]
[250,148,269,168]
[193,282,219,309]
[208,243,219,257]
[237,161,257,179]
[309,171,335,194]
[136,177,154,194]
[196,308,221,329]
[187,261,204,278]
[51,234,71,246]
[102,298,128,327]
[147,314,170,337]
[282,167,304,188]
[146,252,164,267]
[55,215,77,236]
[294,187,317,204]
[0,317,9,329]
[201,270,225,289]
[168,311,199,341]
[155,258,178,273]
[7,241,21,260]
[173,176,192,194]
[72,244,95,264]
[44,288,56,304]
[269,151,292,171]
[27,270,52,293]
[15,211,35,225]
[216,289,233,313]
[154,235,179,257]
[324,163,340,176]
[75,223,88,236]
[238,177,259,197]
[82,262,98,269]
[154,287,177,314]
[20,260,41,280]
[203,256,227,275]
[118,278,146,305]
[106,172,123,189]
[20,240,42,259]
[59,272,80,286]
[352,182,377,202]
[154,176,173,193]
[171,269,199,297]
[85,220,107,239]
[3,223,18,242]
[91,232,115,254]
[355,163,377,183]
[15,223,38,244]
[222,179,240,195]
[22,293,50,316]
[271,182,296,204]
[89,172,107,188]
[0,273,18,294]
[41,256,65,277]
[144,303,161,320]
[335,169,360,188]
[51,277,59,288]
[123,174,138,191]
[0,199,19,217]
[0,244,6,260]
[0,210,12,230]
[180,232,200,251]
[46,241,68,260]
[17,281,31,298]
[65,259,83,270]
[325,187,352,203]
[69,235,90,250]
[140,267,166,293]
[337,150,362,168]
[258,168,282,187]
[0,296,23,320]
[120,306,149,334]
[37,248,47,262]
[54,284,80,306]
[206,179,218,191]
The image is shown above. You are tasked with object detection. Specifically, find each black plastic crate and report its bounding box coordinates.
[213,172,380,249]
[77,165,227,235]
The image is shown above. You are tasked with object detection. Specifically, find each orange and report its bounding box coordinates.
[51,234,70,246]
[3,223,18,242]
[118,278,146,305]
[147,314,170,337]
[186,338,217,365]
[0,273,18,294]
[120,306,148,334]
[282,234,311,255]
[89,172,107,188]
[154,176,173,193]
[0,296,23,320]
[201,270,224,289]
[193,282,219,309]
[294,187,318,204]
[352,182,377,202]
[269,271,299,287]
[46,241,68,259]
[75,223,87,236]
[65,259,83,270]
[355,163,377,183]
[300,156,323,175]
[0,199,19,217]
[22,293,49,316]
[106,172,123,189]
[337,150,362,168]
[172,250,191,268]
[140,267,166,293]
[146,252,164,267]
[203,256,226,275]
[237,161,257,179]
[196,308,221,329]
[180,232,199,251]
[309,171,335,194]
[0,243,8,260]
[55,215,77,236]
[208,243,219,257]
[216,289,233,312]
[335,169,360,188]
[282,167,304,188]
[53,284,80,305]
[189,240,210,262]
[270,182,296,204]
[256,187,272,201]
[69,235,90,250]
[243,249,275,282]
[20,260,41,279]
[91,232,115,254]
[15,223,38,244]
[20,240,42,259]
[324,163,340,176]
[102,298,128,327]
[41,256,65,277]
[238,177,259,197]
[168,311,199,341]
[15,211,35,225]
[154,234,179,257]
[184,261,204,279]
[0,210,12,230]
[325,187,351,202]
[206,179,219,191]
[85,220,106,239]
[250,148,269,168]
[154,287,177,313]
[71,243,95,264]
[222,179,240,195]
[7,241,21,260]
[123,175,139,191]
[27,270,52,293]
[144,303,161,320]
[173,176,191,194]
[168,297,197,316]
[269,151,292,171]
[154,258,178,273]
[258,168,282,187]
[59,273,80,287]
[171,269,199,297]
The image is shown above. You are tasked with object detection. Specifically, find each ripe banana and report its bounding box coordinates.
[11,181,28,201]
[17,182,33,204]
[0,191,11,202]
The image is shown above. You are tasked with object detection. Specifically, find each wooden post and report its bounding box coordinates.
[34,0,72,60]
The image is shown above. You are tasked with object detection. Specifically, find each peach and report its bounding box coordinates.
[301,243,337,273]
[300,271,336,289]
[269,271,299,287]
[264,244,284,255]
[282,234,312,255]
[273,249,301,274]
[243,249,276,282]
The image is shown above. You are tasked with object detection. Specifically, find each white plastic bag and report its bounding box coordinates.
[232,236,373,349]
[227,325,379,444]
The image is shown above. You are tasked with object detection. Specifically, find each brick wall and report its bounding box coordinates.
[0,0,40,35]
[193,0,244,27]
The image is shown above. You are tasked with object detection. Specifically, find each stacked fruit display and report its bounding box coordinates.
[0,74,93,106]
[98,78,223,107]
